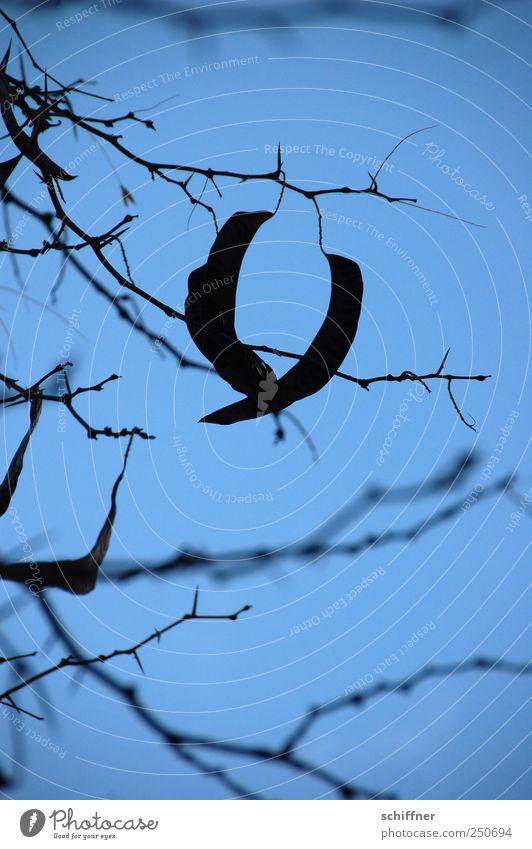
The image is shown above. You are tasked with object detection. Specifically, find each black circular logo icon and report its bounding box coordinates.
[20,809,46,837]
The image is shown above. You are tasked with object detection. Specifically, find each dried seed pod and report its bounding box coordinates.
[0,438,133,594]
[186,210,278,406]
[201,252,364,425]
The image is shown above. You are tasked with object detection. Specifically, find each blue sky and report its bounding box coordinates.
[0,0,530,799]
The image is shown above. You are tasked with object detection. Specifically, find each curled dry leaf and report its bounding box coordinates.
[0,395,42,516]
[201,252,364,424]
[0,436,134,594]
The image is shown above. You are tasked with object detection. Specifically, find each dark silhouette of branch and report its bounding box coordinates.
[0,9,512,801]
[280,657,532,758]
[250,343,489,394]
[0,41,474,295]
[0,193,488,429]
[0,152,21,190]
[0,49,75,183]
[0,650,37,665]
[107,454,508,584]
[32,593,393,800]
[0,211,137,256]
[0,27,489,429]
[0,8,113,102]
[1,181,489,424]
[31,594,531,800]
[1,188,208,371]
[0,588,251,711]
[0,362,153,440]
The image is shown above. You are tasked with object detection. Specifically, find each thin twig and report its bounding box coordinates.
[0,364,154,440]
[0,589,251,708]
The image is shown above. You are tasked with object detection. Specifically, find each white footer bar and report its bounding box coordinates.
[1,799,530,847]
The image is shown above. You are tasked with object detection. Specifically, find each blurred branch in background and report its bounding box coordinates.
[279,657,532,764]
[107,452,513,584]
[3,594,524,800]
[15,0,518,35]
[1,448,526,798]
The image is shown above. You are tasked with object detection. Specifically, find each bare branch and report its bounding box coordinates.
[0,364,153,441]
[280,657,532,756]
[0,589,251,707]
[110,461,509,584]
